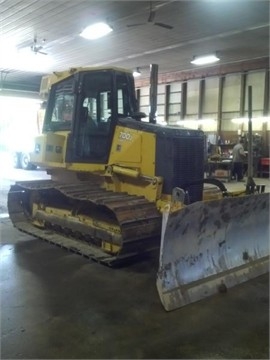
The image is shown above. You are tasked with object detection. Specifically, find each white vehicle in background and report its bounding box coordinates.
[12,135,37,170]
[0,128,36,170]
[13,150,37,170]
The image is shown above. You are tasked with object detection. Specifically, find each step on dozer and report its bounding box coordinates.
[157,192,269,311]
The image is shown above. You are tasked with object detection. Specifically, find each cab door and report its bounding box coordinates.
[66,69,137,164]
[70,70,114,164]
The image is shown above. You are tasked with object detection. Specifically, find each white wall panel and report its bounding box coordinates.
[243,121,264,132]
[201,120,217,132]
[140,96,149,106]
[169,104,181,115]
[245,71,265,111]
[140,86,149,96]
[157,105,164,116]
[222,121,239,132]
[136,70,267,135]
[186,79,200,115]
[170,83,182,92]
[204,77,219,114]
[168,115,179,124]
[158,84,165,93]
[220,111,238,132]
[223,74,241,112]
[170,92,181,103]
[157,94,165,104]
[140,105,149,114]
[185,114,198,120]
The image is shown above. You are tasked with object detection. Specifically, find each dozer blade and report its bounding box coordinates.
[157,193,269,311]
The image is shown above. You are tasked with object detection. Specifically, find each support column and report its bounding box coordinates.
[240,72,247,133]
[180,82,187,120]
[198,78,205,119]
[262,69,269,156]
[165,84,170,123]
[217,76,225,142]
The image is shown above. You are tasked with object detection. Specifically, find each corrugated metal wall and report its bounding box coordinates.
[136,69,270,134]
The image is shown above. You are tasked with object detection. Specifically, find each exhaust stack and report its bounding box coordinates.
[149,64,158,124]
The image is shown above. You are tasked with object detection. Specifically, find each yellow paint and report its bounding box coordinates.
[109,126,141,164]
[41,66,133,92]
[111,165,140,178]
[32,203,45,227]
[31,131,68,167]
[109,125,156,176]
[32,204,121,238]
[141,131,156,176]
[104,124,160,201]
[67,163,106,172]
[104,173,163,202]
[202,188,246,201]
[31,115,162,205]
[30,134,46,164]
[102,241,121,254]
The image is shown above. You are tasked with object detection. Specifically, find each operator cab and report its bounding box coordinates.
[43,68,139,164]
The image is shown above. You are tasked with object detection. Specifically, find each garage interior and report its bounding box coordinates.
[0,1,269,359]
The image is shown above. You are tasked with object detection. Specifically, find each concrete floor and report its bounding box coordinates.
[1,168,269,359]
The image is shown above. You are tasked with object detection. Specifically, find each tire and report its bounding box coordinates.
[13,152,21,168]
[20,152,37,170]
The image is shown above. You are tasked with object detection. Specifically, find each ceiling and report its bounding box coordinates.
[0,0,269,93]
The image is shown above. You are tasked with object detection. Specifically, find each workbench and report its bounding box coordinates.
[207,160,233,182]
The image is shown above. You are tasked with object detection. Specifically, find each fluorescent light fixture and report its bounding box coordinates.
[80,22,113,40]
[191,54,220,65]
[133,67,141,77]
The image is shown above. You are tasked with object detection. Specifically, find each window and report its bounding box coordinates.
[117,89,124,114]
[44,77,74,131]
[116,73,136,117]
[52,94,74,123]
[81,72,112,125]
[75,71,113,161]
[83,97,97,122]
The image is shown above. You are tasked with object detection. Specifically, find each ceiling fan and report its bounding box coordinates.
[30,36,47,55]
[127,1,173,30]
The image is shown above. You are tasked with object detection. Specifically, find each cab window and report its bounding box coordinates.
[44,77,74,131]
[75,72,112,161]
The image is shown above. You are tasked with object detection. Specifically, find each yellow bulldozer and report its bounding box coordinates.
[8,65,269,311]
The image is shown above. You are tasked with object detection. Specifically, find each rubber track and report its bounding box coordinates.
[8,180,161,266]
